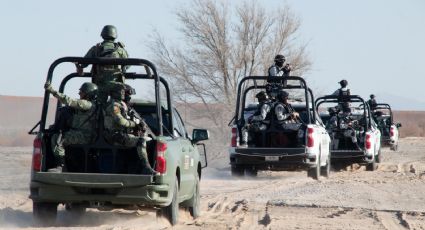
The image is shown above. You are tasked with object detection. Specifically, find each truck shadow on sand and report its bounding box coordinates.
[0,207,166,228]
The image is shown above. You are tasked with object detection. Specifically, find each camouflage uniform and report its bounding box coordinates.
[104,98,154,173]
[51,92,97,164]
[83,40,129,103]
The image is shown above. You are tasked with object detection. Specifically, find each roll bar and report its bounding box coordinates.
[40,57,168,136]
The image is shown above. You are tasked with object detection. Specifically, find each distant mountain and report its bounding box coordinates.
[0,95,55,146]
[377,93,425,111]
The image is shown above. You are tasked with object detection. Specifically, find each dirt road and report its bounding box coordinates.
[1,138,425,229]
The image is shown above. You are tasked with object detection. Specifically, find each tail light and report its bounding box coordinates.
[231,127,237,147]
[390,127,395,137]
[365,134,372,150]
[155,141,167,174]
[307,127,314,148]
[32,137,42,171]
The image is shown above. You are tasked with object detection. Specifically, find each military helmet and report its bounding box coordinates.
[339,79,348,87]
[255,91,268,101]
[79,82,98,99]
[328,107,338,115]
[370,94,375,99]
[124,84,136,95]
[274,54,286,63]
[101,25,117,40]
[277,90,289,101]
[110,83,125,99]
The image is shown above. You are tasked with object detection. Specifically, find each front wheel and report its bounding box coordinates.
[188,175,200,219]
[162,176,179,225]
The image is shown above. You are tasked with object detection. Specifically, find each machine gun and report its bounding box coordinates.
[128,107,147,136]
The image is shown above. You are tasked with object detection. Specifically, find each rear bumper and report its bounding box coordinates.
[381,137,395,146]
[29,172,171,208]
[230,147,314,169]
[330,150,372,163]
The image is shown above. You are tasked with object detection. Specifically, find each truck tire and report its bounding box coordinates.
[366,155,378,171]
[375,149,382,163]
[163,176,179,225]
[231,165,244,177]
[65,203,86,219]
[391,144,398,151]
[320,151,331,178]
[33,201,57,226]
[188,175,200,218]
[307,154,320,180]
[245,167,258,177]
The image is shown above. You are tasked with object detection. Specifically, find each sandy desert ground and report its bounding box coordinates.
[1,137,425,230]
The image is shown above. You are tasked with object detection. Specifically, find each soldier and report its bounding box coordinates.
[76,25,129,103]
[332,79,351,112]
[124,84,150,137]
[367,94,378,111]
[240,91,272,147]
[274,90,300,127]
[103,84,157,175]
[268,54,291,78]
[44,82,99,172]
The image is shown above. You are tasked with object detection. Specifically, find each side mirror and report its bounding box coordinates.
[192,129,209,143]
[396,123,402,128]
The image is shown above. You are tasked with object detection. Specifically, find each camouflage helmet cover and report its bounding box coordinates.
[79,82,98,99]
[101,25,117,40]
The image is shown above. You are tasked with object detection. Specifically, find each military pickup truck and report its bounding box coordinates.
[372,103,401,151]
[228,76,331,180]
[317,95,381,171]
[28,57,209,226]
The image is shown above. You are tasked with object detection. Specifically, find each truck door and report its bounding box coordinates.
[172,109,195,198]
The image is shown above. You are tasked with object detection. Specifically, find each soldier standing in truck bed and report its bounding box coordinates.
[76,25,129,103]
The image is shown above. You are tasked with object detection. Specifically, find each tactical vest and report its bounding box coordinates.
[338,88,350,101]
[273,102,295,124]
[338,88,350,111]
[70,102,98,135]
[252,100,272,124]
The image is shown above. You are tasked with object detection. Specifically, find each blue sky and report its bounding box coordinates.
[1,0,425,109]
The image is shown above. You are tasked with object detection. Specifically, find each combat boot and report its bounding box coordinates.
[137,146,159,175]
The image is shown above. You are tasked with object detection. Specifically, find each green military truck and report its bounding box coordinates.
[28,57,209,226]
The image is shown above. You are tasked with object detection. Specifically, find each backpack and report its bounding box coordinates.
[52,106,75,132]
[95,42,123,58]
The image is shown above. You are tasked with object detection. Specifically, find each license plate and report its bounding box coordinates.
[265,156,280,161]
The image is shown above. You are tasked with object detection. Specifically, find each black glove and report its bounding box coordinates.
[283,64,291,74]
